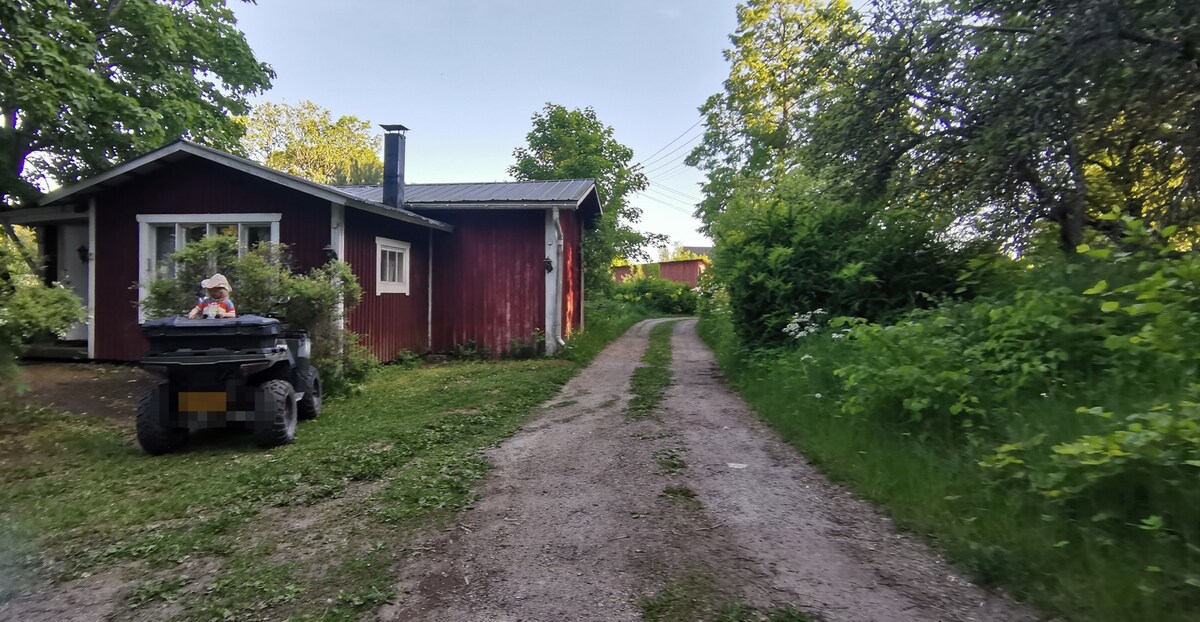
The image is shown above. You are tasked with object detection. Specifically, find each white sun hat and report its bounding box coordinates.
[200,273,231,292]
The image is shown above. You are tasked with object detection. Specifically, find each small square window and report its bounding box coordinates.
[376,237,410,295]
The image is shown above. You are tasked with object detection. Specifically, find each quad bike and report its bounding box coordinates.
[136,315,321,455]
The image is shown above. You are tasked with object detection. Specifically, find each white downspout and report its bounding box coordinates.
[553,208,565,349]
[86,197,97,359]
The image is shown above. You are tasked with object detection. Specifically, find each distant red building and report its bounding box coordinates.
[613,258,709,288]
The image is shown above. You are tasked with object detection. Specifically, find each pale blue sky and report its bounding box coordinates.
[231,0,742,249]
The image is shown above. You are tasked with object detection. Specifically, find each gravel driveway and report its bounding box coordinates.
[377,319,1038,622]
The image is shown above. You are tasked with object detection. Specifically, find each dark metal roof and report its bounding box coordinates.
[33,140,454,232]
[334,179,598,207]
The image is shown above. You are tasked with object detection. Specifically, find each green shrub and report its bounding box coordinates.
[711,172,979,347]
[613,276,697,315]
[700,216,1200,617]
[0,230,84,383]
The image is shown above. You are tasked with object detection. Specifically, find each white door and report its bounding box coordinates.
[58,223,90,341]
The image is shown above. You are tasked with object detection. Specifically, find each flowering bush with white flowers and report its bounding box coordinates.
[782,308,827,339]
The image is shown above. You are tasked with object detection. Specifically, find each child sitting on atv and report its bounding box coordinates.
[187,273,237,319]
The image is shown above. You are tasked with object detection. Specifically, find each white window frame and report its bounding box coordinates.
[375,236,411,295]
[136,213,281,320]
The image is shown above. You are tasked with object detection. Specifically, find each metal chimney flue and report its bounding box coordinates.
[381,124,408,207]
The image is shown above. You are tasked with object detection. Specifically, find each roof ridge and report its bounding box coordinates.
[331,178,595,190]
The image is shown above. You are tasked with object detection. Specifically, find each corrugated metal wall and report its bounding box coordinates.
[427,210,545,355]
[94,159,331,361]
[342,208,432,360]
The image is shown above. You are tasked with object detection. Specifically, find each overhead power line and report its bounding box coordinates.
[639,132,703,172]
[635,118,703,168]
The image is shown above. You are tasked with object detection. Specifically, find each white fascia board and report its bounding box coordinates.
[135,213,282,223]
[0,204,89,224]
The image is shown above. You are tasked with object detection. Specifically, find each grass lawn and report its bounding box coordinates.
[0,302,650,620]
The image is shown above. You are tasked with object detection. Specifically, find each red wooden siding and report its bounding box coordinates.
[93,158,331,361]
[612,265,634,283]
[342,208,432,360]
[659,259,707,288]
[559,209,582,336]
[425,210,545,355]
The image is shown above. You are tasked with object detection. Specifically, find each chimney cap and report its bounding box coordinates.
[380,124,410,133]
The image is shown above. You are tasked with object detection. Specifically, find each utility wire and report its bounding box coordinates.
[634,192,697,215]
[649,182,702,203]
[640,133,703,172]
[639,189,699,213]
[644,157,696,179]
[634,118,703,168]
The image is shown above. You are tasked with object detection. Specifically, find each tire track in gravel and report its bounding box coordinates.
[377,318,683,621]
[376,318,1040,622]
[656,319,1038,622]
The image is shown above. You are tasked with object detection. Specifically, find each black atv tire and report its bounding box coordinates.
[254,379,297,448]
[137,386,188,455]
[297,366,322,420]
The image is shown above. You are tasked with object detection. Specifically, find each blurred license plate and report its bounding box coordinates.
[179,392,226,412]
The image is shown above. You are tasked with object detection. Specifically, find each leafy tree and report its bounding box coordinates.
[687,0,862,233]
[711,170,976,346]
[240,100,384,185]
[0,0,274,205]
[510,103,665,294]
[803,0,1200,252]
[658,244,708,262]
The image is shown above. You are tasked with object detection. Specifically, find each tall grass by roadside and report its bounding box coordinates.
[698,255,1200,622]
[561,298,660,364]
[0,298,655,619]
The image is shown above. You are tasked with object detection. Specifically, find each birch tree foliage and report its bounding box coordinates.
[239,100,384,186]
[687,0,863,233]
[0,0,273,205]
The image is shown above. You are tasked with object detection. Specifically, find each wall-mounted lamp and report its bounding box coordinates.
[544,257,554,273]
[322,244,338,263]
[77,245,90,264]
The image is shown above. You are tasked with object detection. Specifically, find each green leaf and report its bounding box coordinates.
[1082,280,1108,295]
[1100,301,1121,313]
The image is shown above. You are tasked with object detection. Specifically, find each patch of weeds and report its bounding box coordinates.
[597,396,620,410]
[195,559,304,619]
[661,485,703,512]
[128,574,190,609]
[654,447,688,475]
[312,544,397,620]
[642,570,813,622]
[390,349,423,368]
[625,321,677,420]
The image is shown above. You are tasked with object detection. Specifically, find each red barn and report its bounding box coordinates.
[1,128,598,361]
[612,258,708,288]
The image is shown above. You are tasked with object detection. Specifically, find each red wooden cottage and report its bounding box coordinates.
[1,127,598,361]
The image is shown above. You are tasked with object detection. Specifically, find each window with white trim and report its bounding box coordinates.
[137,214,281,280]
[376,236,410,295]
